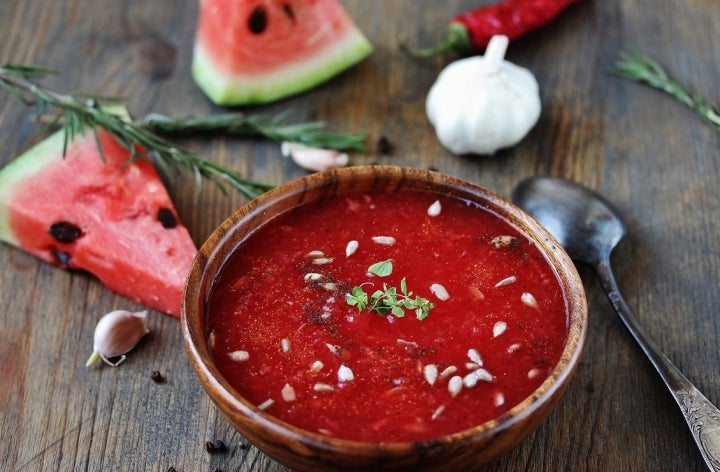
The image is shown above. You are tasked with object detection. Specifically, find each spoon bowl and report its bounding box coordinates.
[512,177,626,265]
[512,176,720,471]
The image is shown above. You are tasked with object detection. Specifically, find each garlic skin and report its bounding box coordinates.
[426,35,541,155]
[281,141,349,172]
[85,310,150,367]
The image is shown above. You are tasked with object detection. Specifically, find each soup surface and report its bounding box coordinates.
[208,190,568,442]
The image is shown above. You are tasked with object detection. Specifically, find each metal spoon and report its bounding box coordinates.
[512,176,720,471]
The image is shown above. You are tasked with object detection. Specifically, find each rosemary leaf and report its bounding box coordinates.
[0,64,273,200]
[142,112,368,151]
[609,50,720,132]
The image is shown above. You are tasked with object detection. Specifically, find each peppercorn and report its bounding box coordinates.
[376,135,392,155]
[151,370,165,383]
[205,439,228,454]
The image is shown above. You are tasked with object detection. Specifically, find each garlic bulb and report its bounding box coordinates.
[281,141,349,172]
[426,35,541,155]
[85,310,150,367]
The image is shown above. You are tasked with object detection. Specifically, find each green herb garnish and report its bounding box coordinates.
[346,260,433,321]
[141,111,367,152]
[0,64,367,199]
[367,259,394,277]
[609,50,720,133]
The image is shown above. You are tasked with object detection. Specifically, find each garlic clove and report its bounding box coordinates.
[85,310,150,367]
[281,141,349,172]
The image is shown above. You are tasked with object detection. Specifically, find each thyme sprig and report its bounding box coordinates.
[609,50,720,132]
[345,260,433,321]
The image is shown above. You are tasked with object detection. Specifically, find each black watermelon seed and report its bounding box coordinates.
[248,6,268,34]
[49,221,82,243]
[157,207,177,229]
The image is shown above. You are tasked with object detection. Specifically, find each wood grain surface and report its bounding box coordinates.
[1,1,718,471]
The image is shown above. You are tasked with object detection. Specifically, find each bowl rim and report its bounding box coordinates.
[181,165,588,454]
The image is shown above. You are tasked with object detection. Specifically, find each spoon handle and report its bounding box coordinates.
[595,259,720,471]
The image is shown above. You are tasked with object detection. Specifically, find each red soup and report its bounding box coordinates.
[208,189,569,442]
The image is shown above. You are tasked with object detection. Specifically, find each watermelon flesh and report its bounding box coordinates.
[192,0,373,105]
[0,127,198,317]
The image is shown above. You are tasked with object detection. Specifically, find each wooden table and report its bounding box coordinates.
[1,1,718,470]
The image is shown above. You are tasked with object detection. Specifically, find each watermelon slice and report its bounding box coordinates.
[0,120,198,317]
[192,0,373,105]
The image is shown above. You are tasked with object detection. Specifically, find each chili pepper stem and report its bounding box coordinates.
[403,23,473,58]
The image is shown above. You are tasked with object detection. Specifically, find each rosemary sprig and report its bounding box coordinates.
[142,111,367,152]
[0,64,274,200]
[609,50,720,132]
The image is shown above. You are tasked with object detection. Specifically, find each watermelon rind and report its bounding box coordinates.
[0,106,129,245]
[192,26,372,106]
[0,131,65,245]
[0,108,197,316]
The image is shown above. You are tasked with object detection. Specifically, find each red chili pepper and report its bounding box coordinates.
[409,0,578,57]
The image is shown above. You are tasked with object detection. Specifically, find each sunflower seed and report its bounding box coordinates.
[423,364,439,386]
[490,235,517,248]
[345,240,359,257]
[473,368,494,383]
[313,383,336,393]
[495,275,517,287]
[326,344,342,356]
[521,292,538,308]
[507,343,522,353]
[372,236,396,246]
[257,398,274,410]
[493,321,507,337]
[467,348,483,365]
[319,282,339,291]
[463,372,480,388]
[494,392,505,407]
[448,376,463,397]
[427,200,442,217]
[281,384,296,402]
[228,350,249,362]
[430,283,450,301]
[439,366,458,379]
[312,257,334,265]
[397,338,418,349]
[338,364,355,382]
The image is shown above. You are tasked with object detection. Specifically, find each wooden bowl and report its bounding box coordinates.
[181,166,587,471]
